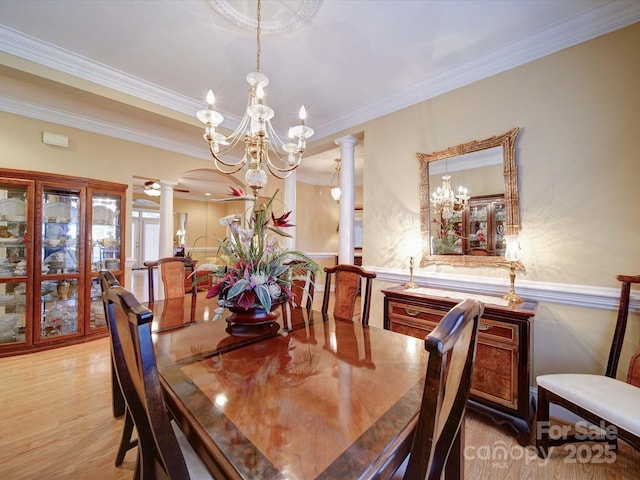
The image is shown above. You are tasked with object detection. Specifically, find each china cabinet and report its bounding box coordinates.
[382,285,537,444]
[465,194,505,255]
[0,169,126,356]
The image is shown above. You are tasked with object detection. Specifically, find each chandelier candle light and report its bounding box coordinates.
[196,0,314,196]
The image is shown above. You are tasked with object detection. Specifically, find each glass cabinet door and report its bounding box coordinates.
[0,182,30,345]
[468,204,489,251]
[89,192,122,330]
[39,188,81,339]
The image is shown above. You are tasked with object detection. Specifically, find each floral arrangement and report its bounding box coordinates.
[202,186,320,312]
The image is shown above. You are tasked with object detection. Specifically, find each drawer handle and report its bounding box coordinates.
[479,322,493,331]
[404,308,420,317]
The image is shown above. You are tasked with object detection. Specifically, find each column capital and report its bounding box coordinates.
[334,135,358,148]
[159,180,177,191]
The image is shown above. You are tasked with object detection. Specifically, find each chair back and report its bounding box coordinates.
[282,260,315,329]
[321,264,377,325]
[403,299,483,480]
[606,275,640,384]
[101,271,190,480]
[144,257,196,303]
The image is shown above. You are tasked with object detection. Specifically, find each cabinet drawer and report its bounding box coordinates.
[388,301,445,323]
[388,301,518,346]
[477,318,518,346]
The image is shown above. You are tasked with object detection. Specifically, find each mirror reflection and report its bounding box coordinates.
[417,128,520,268]
[429,146,504,255]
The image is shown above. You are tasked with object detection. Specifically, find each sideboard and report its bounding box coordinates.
[382,285,537,445]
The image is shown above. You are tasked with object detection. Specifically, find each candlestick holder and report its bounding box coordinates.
[405,256,418,289]
[502,261,522,305]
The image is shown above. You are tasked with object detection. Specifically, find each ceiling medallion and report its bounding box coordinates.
[207,0,322,35]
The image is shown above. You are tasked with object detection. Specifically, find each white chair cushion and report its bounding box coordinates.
[537,374,640,437]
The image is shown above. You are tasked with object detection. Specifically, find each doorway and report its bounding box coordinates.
[131,209,160,269]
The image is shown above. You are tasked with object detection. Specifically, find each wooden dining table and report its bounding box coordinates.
[148,297,429,479]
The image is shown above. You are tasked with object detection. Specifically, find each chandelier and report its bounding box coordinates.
[430,160,469,219]
[329,158,341,201]
[196,0,314,195]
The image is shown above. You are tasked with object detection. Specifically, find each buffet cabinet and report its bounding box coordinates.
[382,285,537,444]
[0,169,126,356]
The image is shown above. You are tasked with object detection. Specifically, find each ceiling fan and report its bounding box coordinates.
[141,180,190,197]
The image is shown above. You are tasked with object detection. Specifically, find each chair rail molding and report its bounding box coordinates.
[369,266,639,313]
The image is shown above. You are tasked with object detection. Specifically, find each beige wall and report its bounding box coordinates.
[362,23,640,378]
[172,197,227,256]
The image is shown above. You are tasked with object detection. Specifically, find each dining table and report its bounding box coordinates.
[147,296,430,479]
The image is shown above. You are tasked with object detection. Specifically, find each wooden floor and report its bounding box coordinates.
[0,271,638,479]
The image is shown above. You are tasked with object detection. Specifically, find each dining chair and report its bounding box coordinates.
[102,273,211,479]
[100,271,136,468]
[321,264,377,325]
[282,260,315,329]
[392,299,484,479]
[536,274,640,458]
[144,256,196,303]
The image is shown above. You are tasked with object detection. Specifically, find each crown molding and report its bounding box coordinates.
[0,94,210,161]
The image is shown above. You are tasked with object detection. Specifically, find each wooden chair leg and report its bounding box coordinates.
[115,407,138,466]
[536,388,550,458]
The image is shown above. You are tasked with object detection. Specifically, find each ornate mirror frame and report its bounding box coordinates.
[417,128,520,268]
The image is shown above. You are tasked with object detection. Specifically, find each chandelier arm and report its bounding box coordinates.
[265,138,302,173]
[266,157,299,174]
[264,156,292,179]
[208,141,249,169]
[213,155,247,175]
[265,121,290,147]
[216,114,252,155]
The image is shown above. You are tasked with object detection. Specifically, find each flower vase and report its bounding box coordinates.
[224,299,285,326]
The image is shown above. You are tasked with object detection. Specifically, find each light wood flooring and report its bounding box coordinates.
[1,271,638,479]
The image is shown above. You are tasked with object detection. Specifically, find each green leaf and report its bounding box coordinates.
[213,196,256,203]
[227,280,250,300]
[267,226,292,238]
[254,284,271,311]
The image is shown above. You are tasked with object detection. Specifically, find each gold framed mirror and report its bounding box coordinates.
[417,128,520,268]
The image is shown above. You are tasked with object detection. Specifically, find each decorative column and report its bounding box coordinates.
[335,135,358,264]
[284,170,297,250]
[158,180,176,258]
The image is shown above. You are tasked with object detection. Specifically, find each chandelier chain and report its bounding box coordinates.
[256,0,261,73]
